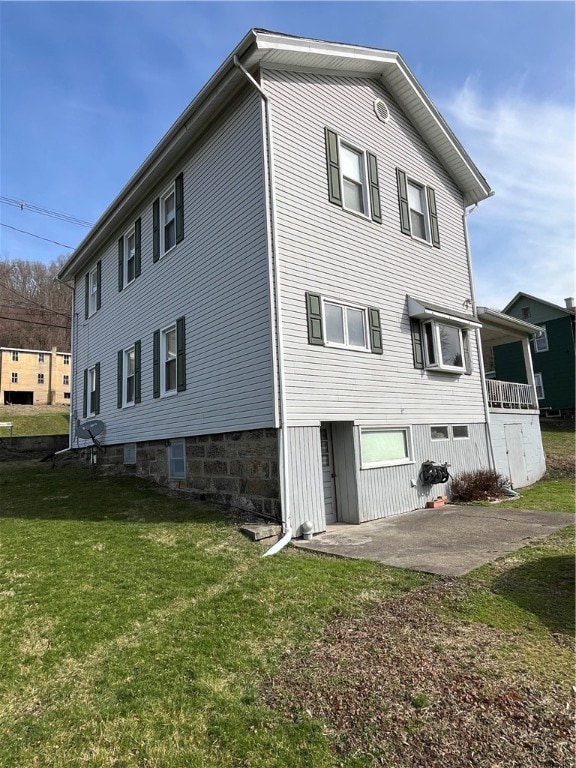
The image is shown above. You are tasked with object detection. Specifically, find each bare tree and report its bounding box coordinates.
[0,256,72,350]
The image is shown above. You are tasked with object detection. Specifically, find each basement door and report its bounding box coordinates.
[320,423,337,524]
[504,423,528,488]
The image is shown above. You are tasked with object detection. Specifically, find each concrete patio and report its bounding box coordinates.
[291,504,573,576]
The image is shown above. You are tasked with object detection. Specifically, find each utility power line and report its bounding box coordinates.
[1,196,93,227]
[0,223,75,249]
[0,314,69,329]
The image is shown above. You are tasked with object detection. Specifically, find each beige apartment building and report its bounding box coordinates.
[0,347,72,405]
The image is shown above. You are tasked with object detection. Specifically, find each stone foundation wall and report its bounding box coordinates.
[99,428,280,520]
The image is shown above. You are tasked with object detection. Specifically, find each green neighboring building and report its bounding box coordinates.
[493,293,575,416]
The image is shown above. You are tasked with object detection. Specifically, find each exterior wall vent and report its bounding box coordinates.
[374,98,390,123]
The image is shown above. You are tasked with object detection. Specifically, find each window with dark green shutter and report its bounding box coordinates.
[410,319,424,369]
[325,128,382,224]
[96,261,101,310]
[94,362,100,415]
[83,368,88,417]
[152,199,160,262]
[367,307,383,354]
[176,317,186,392]
[117,350,123,408]
[84,274,89,320]
[397,168,441,247]
[134,340,141,403]
[175,173,184,244]
[118,237,124,292]
[306,293,324,345]
[153,330,160,398]
[134,218,142,277]
[87,264,100,316]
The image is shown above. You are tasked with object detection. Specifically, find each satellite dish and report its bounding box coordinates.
[76,419,105,440]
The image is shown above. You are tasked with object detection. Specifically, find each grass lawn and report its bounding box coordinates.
[0,406,70,436]
[0,458,573,767]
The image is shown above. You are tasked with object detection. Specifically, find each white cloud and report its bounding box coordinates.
[441,81,575,310]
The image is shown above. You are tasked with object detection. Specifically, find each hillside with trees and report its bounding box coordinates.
[0,257,72,351]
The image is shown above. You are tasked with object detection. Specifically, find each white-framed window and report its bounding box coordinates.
[38,353,45,363]
[63,375,69,386]
[407,180,430,241]
[423,321,467,372]
[533,326,549,353]
[452,425,470,440]
[124,346,135,406]
[161,184,176,257]
[534,373,545,400]
[63,355,70,365]
[360,428,412,468]
[161,325,177,395]
[11,351,18,362]
[431,425,449,440]
[124,443,137,465]
[11,372,18,383]
[88,365,98,416]
[88,265,99,316]
[323,299,369,350]
[168,440,186,479]
[38,373,44,385]
[125,229,136,286]
[340,142,369,216]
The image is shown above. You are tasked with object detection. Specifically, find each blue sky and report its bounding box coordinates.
[1,1,574,309]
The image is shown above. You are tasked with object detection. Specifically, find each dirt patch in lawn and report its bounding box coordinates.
[262,580,574,767]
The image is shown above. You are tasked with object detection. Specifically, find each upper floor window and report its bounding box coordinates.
[38,353,45,363]
[153,173,184,262]
[396,168,440,248]
[324,128,382,224]
[11,372,18,383]
[38,373,44,384]
[521,306,531,319]
[63,375,70,386]
[305,292,383,355]
[153,318,186,398]
[11,351,18,362]
[85,260,101,318]
[533,326,548,353]
[63,355,70,365]
[408,296,476,375]
[118,219,141,292]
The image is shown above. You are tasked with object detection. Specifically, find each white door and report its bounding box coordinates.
[320,424,337,524]
[504,423,527,488]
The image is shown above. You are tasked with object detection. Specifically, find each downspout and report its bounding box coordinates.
[233,57,292,555]
[56,277,76,452]
[463,202,497,471]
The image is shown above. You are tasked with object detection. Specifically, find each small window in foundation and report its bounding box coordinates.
[124,443,137,465]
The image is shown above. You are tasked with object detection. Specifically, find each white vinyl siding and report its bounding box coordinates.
[263,68,484,426]
[72,91,275,444]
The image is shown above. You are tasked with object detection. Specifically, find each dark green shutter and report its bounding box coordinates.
[306,292,324,345]
[96,261,102,310]
[135,217,142,277]
[368,307,383,354]
[366,153,382,224]
[117,350,123,408]
[152,199,160,262]
[396,168,411,236]
[427,187,441,248]
[410,319,424,369]
[324,128,342,206]
[94,362,100,415]
[134,340,141,403]
[84,274,89,320]
[153,330,160,398]
[175,173,184,244]
[462,330,472,375]
[176,316,186,392]
[118,237,124,292]
[83,368,88,417]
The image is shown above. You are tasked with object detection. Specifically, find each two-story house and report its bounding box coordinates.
[491,293,575,418]
[58,30,546,542]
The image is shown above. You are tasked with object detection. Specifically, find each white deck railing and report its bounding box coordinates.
[486,379,538,410]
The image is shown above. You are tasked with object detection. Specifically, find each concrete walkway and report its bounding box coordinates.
[292,505,573,576]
